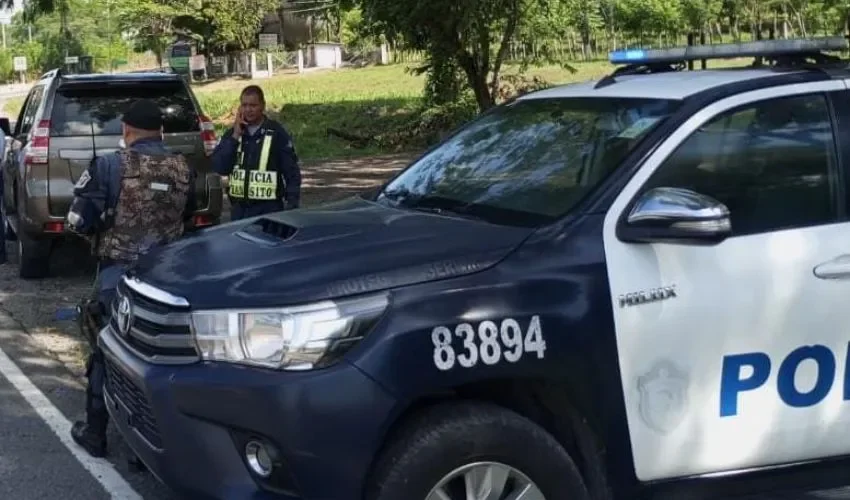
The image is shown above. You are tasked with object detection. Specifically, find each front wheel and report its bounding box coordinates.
[367,401,589,500]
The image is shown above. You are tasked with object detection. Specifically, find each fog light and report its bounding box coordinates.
[245,440,273,478]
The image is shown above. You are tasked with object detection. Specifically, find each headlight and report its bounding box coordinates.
[190,293,388,370]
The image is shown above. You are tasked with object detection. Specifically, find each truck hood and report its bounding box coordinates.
[129,197,534,309]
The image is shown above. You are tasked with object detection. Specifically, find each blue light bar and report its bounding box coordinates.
[610,50,650,64]
[608,36,849,66]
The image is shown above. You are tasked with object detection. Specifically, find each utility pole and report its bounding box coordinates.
[107,0,113,73]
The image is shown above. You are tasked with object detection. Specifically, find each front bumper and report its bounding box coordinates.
[99,325,398,500]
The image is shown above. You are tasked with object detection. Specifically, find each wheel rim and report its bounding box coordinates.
[425,461,545,500]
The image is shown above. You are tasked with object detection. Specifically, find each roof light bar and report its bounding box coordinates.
[609,36,849,65]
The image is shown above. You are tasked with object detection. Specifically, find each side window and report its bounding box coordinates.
[642,93,840,236]
[18,86,44,137]
[13,93,31,136]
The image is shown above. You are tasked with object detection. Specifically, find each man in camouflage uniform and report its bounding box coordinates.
[66,99,197,458]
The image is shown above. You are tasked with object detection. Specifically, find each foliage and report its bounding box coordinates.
[357,0,553,112]
[171,0,281,53]
[116,0,188,66]
[4,0,850,159]
[0,0,133,79]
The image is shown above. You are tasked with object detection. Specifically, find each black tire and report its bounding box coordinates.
[367,401,590,500]
[17,231,51,279]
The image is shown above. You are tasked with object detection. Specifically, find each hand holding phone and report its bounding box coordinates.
[232,107,244,138]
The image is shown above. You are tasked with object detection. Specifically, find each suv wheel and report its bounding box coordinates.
[17,231,51,279]
[368,402,589,500]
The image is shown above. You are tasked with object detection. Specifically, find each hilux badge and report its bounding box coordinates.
[618,285,677,308]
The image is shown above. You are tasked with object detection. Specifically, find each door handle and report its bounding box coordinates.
[814,254,850,279]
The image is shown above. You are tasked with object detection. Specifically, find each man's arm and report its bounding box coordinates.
[210,127,239,176]
[276,125,301,209]
[66,157,111,235]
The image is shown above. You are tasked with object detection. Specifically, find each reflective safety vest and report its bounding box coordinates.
[229,129,280,201]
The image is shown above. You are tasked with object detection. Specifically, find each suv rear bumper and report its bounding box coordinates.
[16,172,224,237]
[99,324,398,500]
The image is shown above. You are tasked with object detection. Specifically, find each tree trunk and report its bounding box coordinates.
[60,1,69,58]
[489,1,518,102]
[797,13,807,37]
[457,51,492,111]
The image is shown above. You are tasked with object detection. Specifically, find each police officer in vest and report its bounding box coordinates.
[66,99,197,458]
[211,85,301,219]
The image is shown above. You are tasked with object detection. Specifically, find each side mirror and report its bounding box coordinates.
[0,118,11,137]
[617,187,731,244]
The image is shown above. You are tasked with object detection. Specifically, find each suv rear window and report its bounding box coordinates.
[50,81,200,136]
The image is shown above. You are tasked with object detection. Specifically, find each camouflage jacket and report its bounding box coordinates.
[96,148,192,262]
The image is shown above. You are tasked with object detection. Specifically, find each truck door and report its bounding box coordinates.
[602,80,850,482]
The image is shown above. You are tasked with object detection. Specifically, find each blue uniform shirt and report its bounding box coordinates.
[211,117,302,209]
[67,137,197,236]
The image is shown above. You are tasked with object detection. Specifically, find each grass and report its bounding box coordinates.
[0,58,753,161]
[191,62,621,161]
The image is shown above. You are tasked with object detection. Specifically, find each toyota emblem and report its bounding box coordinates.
[115,295,133,337]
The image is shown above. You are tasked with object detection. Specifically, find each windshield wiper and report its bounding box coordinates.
[379,190,488,222]
[405,204,487,222]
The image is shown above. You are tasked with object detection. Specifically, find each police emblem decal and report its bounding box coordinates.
[637,359,689,434]
[115,295,133,337]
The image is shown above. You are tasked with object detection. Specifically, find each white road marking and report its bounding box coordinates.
[0,343,143,500]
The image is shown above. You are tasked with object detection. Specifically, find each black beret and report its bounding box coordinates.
[121,99,163,131]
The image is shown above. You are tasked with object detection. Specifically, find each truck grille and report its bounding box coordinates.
[109,276,199,365]
[104,357,162,448]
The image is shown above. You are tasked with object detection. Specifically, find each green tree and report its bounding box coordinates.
[681,0,723,36]
[117,0,188,66]
[12,0,71,58]
[172,0,281,53]
[358,0,549,111]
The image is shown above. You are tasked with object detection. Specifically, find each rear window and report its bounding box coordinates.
[50,81,200,136]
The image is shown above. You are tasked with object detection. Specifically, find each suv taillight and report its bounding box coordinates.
[25,119,50,165]
[199,115,216,156]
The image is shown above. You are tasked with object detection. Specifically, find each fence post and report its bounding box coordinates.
[267,53,274,76]
[334,45,341,69]
[380,43,389,65]
[250,52,257,77]
[297,49,304,73]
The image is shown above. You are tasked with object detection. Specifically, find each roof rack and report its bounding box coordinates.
[596,36,850,88]
[39,68,63,80]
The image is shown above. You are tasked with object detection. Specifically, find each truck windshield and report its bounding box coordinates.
[376,96,681,227]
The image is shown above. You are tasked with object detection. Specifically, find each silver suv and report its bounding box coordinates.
[1,69,224,279]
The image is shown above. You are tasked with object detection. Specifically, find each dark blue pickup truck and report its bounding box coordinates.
[100,37,850,500]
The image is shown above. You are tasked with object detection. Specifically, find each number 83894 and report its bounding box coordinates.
[431,315,547,371]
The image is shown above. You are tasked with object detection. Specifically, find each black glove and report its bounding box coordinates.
[78,299,105,349]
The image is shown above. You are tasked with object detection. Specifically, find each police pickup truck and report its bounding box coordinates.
[98,37,850,500]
